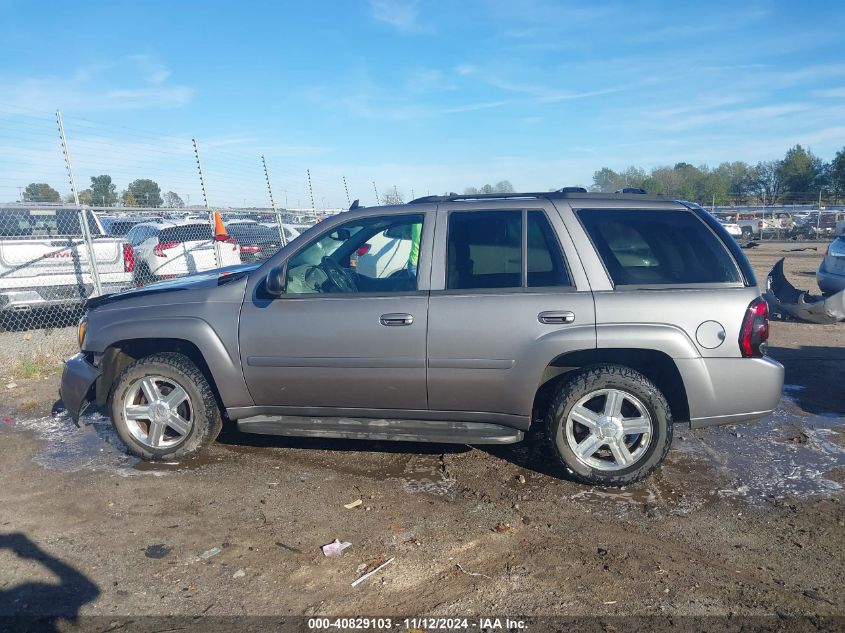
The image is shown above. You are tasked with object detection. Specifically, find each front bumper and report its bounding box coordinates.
[59,353,101,425]
[676,356,785,429]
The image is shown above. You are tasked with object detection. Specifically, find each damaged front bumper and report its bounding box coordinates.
[60,353,101,425]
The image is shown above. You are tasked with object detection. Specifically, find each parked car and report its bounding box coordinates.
[99,215,156,237]
[124,220,241,285]
[718,219,742,239]
[226,223,285,262]
[0,207,130,315]
[62,191,783,486]
[818,236,845,294]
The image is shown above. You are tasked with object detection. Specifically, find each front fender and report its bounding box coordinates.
[85,315,253,408]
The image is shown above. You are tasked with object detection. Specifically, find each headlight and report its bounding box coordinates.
[77,316,88,350]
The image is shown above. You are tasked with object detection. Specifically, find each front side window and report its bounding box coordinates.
[577,209,742,286]
[284,214,424,295]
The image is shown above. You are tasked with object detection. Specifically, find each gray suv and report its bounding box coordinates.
[61,191,784,485]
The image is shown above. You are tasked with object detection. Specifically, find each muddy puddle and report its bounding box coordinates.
[4,394,843,508]
[566,401,845,516]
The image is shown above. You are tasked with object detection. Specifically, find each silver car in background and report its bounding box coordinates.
[818,236,845,294]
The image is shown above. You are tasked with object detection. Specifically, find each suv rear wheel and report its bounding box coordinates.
[546,364,673,486]
[110,352,222,460]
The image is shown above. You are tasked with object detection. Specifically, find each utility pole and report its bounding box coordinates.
[57,110,102,296]
[262,155,287,246]
[193,138,221,267]
[372,181,380,205]
[342,176,351,207]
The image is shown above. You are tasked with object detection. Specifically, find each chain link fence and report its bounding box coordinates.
[0,204,321,362]
[712,207,845,241]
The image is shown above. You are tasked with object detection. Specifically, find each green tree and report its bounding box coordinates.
[494,180,514,193]
[121,190,138,207]
[23,182,61,203]
[590,167,624,192]
[830,147,845,195]
[127,179,163,207]
[751,160,782,205]
[380,187,404,205]
[90,175,117,206]
[778,145,822,203]
[163,191,185,208]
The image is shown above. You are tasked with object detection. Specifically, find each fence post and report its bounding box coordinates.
[262,155,287,247]
[57,110,103,298]
[192,138,222,268]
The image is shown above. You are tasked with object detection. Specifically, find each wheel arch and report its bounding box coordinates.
[533,348,690,425]
[87,316,253,411]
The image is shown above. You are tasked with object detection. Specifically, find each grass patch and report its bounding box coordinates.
[11,352,60,380]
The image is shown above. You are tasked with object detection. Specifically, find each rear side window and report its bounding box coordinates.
[446,210,572,290]
[447,211,521,289]
[577,209,741,286]
[159,224,213,243]
[527,210,571,287]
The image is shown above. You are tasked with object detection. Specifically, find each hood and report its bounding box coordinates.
[85,262,260,311]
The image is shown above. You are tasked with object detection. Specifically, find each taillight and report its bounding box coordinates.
[356,243,372,256]
[739,297,769,358]
[757,221,763,229]
[123,243,135,272]
[240,244,261,254]
[225,236,240,251]
[153,241,179,257]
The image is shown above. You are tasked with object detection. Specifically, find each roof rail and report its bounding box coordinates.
[407,189,668,204]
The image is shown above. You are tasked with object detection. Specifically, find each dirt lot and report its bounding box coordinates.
[1,242,843,630]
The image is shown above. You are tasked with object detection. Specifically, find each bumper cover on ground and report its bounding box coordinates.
[60,353,101,425]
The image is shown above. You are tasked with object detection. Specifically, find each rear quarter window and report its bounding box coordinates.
[577,208,742,287]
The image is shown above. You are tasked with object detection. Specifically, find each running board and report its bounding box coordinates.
[236,415,524,445]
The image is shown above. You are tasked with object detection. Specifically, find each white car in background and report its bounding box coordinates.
[124,220,241,285]
[718,219,743,239]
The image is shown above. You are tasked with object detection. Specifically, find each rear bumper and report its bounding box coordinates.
[59,353,101,424]
[677,356,785,429]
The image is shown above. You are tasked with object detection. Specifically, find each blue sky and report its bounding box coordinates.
[1,0,844,207]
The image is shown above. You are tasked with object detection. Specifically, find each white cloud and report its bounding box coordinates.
[368,0,422,32]
[0,55,193,114]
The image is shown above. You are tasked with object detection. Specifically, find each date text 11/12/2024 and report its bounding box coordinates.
[306,617,527,630]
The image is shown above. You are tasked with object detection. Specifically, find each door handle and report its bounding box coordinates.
[538,310,575,324]
[380,313,414,326]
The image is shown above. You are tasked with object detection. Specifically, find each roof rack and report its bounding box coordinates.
[407,189,667,204]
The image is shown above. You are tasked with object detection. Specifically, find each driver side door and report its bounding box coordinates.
[239,211,432,413]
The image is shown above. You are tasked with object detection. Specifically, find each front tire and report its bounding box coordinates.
[110,352,222,460]
[545,364,673,486]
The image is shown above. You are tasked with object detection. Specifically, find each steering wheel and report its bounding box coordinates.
[319,256,358,293]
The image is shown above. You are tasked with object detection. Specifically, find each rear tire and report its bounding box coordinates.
[545,364,673,486]
[110,352,222,461]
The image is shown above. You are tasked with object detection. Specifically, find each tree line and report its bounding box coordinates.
[590,145,845,205]
[21,175,185,208]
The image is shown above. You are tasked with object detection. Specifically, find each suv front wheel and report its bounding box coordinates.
[546,364,673,486]
[110,352,223,461]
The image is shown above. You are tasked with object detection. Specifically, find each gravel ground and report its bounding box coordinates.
[0,241,843,630]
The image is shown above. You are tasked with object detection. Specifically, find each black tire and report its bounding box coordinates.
[109,352,222,461]
[545,364,673,486]
[741,226,753,239]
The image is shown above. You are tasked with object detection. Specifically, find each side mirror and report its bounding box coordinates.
[265,264,287,295]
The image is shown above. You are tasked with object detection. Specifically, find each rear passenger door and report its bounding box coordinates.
[426,203,596,425]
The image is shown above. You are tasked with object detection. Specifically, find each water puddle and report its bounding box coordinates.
[568,402,845,515]
[0,409,217,476]
[1,410,141,474]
